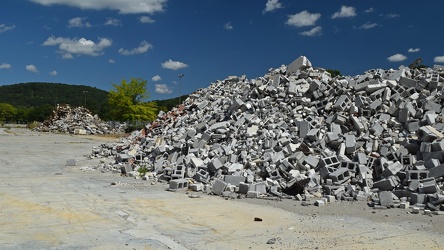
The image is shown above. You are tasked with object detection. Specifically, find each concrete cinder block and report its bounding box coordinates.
[329,168,351,184]
[66,159,76,166]
[373,176,398,191]
[224,175,246,186]
[379,191,394,207]
[344,134,356,154]
[246,191,260,198]
[169,179,189,190]
[428,164,444,178]
[422,177,438,194]
[238,182,250,194]
[212,179,227,195]
[410,193,427,205]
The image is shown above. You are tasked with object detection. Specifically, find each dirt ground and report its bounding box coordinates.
[0,128,443,250]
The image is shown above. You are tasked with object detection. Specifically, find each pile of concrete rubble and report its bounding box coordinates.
[34,104,125,134]
[91,56,444,213]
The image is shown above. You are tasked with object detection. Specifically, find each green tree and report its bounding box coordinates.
[0,103,17,123]
[27,104,54,122]
[326,69,341,78]
[107,78,158,122]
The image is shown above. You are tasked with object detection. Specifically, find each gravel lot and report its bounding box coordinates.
[0,128,443,249]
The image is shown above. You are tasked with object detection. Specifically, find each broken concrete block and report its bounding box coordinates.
[66,159,76,166]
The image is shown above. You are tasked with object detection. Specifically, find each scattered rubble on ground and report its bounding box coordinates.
[90,56,444,215]
[34,104,125,134]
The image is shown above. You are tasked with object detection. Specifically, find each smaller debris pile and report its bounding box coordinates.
[34,104,125,134]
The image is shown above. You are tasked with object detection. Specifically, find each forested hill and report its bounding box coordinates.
[0,82,108,111]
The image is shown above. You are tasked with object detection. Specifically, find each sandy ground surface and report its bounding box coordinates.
[0,128,443,250]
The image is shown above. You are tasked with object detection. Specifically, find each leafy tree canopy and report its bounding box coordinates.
[108,78,158,122]
[0,103,17,122]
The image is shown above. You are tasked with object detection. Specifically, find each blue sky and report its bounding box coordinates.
[1,0,444,101]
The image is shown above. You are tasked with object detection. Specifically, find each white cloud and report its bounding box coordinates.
[26,64,39,74]
[43,36,112,57]
[332,6,357,19]
[30,0,167,14]
[224,22,233,30]
[0,63,11,69]
[0,24,16,33]
[155,84,172,94]
[364,8,375,13]
[68,17,92,28]
[263,0,283,14]
[152,75,161,81]
[385,13,400,19]
[299,26,322,37]
[286,11,321,28]
[387,54,407,62]
[408,48,420,53]
[139,16,155,23]
[109,59,115,63]
[161,59,188,70]
[434,56,444,63]
[49,70,57,76]
[62,53,73,59]
[358,22,378,30]
[118,40,152,55]
[104,18,122,26]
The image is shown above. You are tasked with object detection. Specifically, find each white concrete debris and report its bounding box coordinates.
[34,104,125,134]
[91,56,444,213]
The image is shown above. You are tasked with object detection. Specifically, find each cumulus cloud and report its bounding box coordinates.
[155,84,172,94]
[118,40,152,55]
[161,59,188,70]
[26,64,39,74]
[108,59,115,63]
[224,22,233,30]
[0,63,11,69]
[358,22,378,30]
[300,26,322,37]
[68,17,91,28]
[387,54,407,62]
[104,18,122,26]
[152,75,161,81]
[408,48,420,53]
[332,6,357,19]
[0,24,16,33]
[30,0,167,14]
[263,0,283,14]
[50,70,57,76]
[286,11,321,27]
[434,56,444,63]
[43,36,112,57]
[139,16,155,23]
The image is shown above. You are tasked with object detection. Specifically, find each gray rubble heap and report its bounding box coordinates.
[91,56,444,212]
[34,104,124,134]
